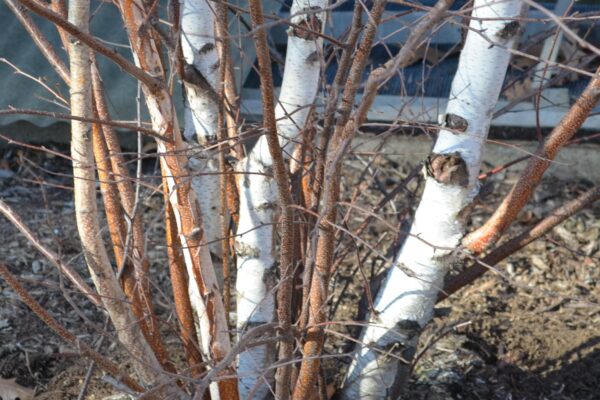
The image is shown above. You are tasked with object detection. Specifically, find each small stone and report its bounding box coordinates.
[32,260,43,274]
[530,255,547,271]
[0,169,14,179]
[506,262,515,276]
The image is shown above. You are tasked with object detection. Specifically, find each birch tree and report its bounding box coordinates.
[235,1,326,397]
[340,0,524,398]
[7,0,600,398]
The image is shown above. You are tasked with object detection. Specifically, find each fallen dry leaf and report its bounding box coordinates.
[0,377,34,400]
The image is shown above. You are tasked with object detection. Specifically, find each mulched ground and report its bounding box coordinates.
[0,136,599,399]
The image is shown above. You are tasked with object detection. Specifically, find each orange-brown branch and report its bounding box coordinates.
[118,0,238,395]
[248,0,298,397]
[442,184,600,301]
[464,66,600,254]
[292,1,387,397]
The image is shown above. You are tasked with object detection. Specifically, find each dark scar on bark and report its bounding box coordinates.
[424,152,469,187]
[291,7,322,41]
[444,113,468,133]
[306,51,320,63]
[495,21,521,40]
[199,43,215,54]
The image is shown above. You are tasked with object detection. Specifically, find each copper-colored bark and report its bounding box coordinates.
[293,1,457,396]
[90,64,173,371]
[49,0,70,52]
[91,116,175,373]
[91,120,127,267]
[215,1,244,161]
[464,66,600,253]
[292,1,387,397]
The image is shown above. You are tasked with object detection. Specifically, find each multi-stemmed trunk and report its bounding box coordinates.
[118,0,238,397]
[340,0,524,398]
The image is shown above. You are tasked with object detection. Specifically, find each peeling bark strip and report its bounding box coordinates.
[340,0,524,398]
[118,0,237,397]
[163,178,205,377]
[464,65,600,254]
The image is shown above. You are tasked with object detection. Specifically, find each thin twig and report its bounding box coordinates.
[16,0,163,92]
[0,108,167,142]
[0,199,101,306]
[0,263,144,393]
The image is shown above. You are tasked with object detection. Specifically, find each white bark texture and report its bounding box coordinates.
[235,1,325,397]
[253,0,325,165]
[341,0,524,398]
[181,0,222,256]
[68,0,165,388]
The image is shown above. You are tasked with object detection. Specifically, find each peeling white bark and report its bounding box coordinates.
[118,0,236,394]
[181,0,222,257]
[235,1,326,397]
[341,1,524,398]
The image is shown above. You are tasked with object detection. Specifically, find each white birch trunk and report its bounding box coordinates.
[235,1,325,397]
[234,155,278,399]
[253,1,325,165]
[181,0,222,257]
[340,1,524,398]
